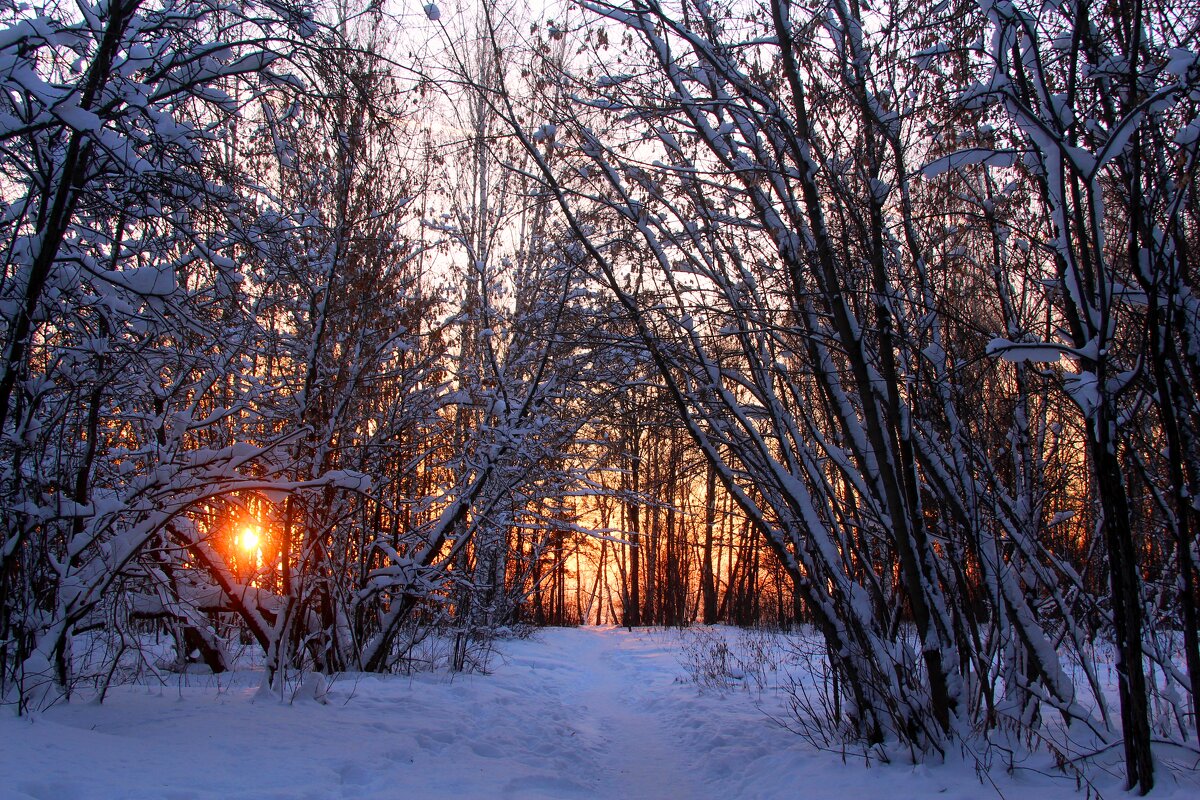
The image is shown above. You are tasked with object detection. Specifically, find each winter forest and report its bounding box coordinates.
[1,0,1199,795]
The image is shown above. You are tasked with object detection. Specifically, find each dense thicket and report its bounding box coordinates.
[480,0,1199,789]
[0,0,614,704]
[1,0,1197,792]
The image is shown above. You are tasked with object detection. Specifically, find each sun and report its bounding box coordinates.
[239,527,260,553]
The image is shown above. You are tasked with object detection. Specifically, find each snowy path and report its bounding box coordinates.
[0,627,1158,799]
[504,628,706,799]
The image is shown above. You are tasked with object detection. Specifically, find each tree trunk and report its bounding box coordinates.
[701,463,718,625]
[1091,420,1154,793]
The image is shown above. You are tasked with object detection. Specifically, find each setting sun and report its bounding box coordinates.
[239,527,260,552]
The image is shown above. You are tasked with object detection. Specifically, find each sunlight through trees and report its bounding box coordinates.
[1,0,1197,792]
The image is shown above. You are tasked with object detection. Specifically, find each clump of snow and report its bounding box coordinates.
[987,337,1066,364]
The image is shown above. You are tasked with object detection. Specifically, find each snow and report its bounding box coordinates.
[53,103,103,133]
[4,627,1188,799]
[986,338,1066,363]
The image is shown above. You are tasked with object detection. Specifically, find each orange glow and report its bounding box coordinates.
[239,527,260,553]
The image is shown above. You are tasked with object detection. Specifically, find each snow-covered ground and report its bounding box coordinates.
[2,627,1197,799]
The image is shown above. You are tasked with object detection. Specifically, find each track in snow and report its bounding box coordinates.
[502,627,707,799]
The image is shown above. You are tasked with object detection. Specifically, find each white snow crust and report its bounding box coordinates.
[2,627,1196,799]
